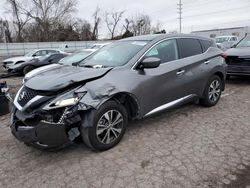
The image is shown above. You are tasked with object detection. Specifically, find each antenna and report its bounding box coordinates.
[177,0,183,33]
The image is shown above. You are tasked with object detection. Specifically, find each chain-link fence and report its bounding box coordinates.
[0,41,109,58]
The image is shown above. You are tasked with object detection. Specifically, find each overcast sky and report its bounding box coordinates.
[1,0,250,38]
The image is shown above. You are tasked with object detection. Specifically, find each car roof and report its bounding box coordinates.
[120,34,212,42]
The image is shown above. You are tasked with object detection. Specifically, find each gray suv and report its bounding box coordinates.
[11,34,227,151]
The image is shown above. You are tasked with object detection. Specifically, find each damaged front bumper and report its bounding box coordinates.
[10,106,81,150]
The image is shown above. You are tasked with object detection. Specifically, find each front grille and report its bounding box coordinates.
[17,87,39,107]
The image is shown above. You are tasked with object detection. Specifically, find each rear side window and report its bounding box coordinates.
[177,38,203,58]
[200,40,212,52]
[47,50,58,54]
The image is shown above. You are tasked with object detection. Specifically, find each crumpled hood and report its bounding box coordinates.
[3,56,34,64]
[25,65,112,92]
[226,47,250,58]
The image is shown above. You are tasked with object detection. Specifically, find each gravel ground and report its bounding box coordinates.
[0,75,250,188]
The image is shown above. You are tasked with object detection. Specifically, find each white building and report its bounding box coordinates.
[191,26,250,40]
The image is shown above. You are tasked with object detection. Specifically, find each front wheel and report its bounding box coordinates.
[200,75,223,107]
[81,100,128,151]
[23,65,35,75]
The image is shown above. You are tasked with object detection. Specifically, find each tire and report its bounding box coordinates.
[23,66,35,75]
[200,75,222,107]
[81,100,128,151]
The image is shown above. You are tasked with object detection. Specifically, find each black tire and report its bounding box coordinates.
[81,100,128,151]
[23,66,35,75]
[200,75,222,107]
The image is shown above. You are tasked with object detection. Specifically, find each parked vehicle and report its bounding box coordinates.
[11,34,226,151]
[6,53,67,75]
[224,34,250,79]
[22,49,96,83]
[215,36,238,49]
[2,49,66,70]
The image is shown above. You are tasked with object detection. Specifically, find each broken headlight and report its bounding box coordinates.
[43,89,86,110]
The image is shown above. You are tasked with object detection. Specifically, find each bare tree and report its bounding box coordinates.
[6,0,30,42]
[7,0,77,41]
[123,18,132,32]
[105,11,124,39]
[71,18,92,40]
[130,13,151,36]
[0,19,12,42]
[91,6,101,40]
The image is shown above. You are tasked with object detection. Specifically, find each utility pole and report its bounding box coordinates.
[177,0,183,33]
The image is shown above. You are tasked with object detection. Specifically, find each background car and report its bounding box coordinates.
[2,49,66,70]
[224,34,250,79]
[11,34,226,151]
[215,35,238,49]
[6,53,67,75]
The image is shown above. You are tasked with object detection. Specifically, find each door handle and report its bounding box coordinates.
[204,60,210,64]
[176,70,185,75]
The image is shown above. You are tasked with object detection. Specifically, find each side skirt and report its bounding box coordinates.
[144,94,197,117]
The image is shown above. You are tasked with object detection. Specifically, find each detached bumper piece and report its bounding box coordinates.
[11,107,81,150]
[11,121,70,150]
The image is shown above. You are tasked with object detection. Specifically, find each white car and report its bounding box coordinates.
[215,36,238,49]
[2,49,65,70]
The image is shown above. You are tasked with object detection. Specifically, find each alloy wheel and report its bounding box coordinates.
[208,80,221,102]
[96,110,124,144]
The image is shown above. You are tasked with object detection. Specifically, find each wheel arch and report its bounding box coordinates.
[107,92,140,120]
[213,71,225,91]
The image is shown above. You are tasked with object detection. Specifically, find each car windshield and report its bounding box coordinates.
[58,51,92,65]
[25,50,37,57]
[236,35,250,47]
[80,41,148,67]
[216,37,229,43]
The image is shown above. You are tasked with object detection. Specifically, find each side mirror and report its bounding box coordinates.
[32,54,36,57]
[138,57,161,69]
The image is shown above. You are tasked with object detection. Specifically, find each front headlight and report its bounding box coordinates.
[54,97,80,108]
[43,90,86,110]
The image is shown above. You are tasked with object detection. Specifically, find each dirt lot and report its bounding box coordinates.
[0,74,250,188]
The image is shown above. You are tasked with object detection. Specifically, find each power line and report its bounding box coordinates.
[177,0,183,33]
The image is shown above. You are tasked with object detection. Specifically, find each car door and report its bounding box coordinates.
[176,38,208,96]
[49,54,64,64]
[135,39,194,116]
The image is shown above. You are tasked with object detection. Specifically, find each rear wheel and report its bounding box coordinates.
[200,75,222,107]
[23,66,35,75]
[81,100,128,151]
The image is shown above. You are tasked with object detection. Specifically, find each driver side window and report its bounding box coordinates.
[34,50,47,56]
[144,39,178,64]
